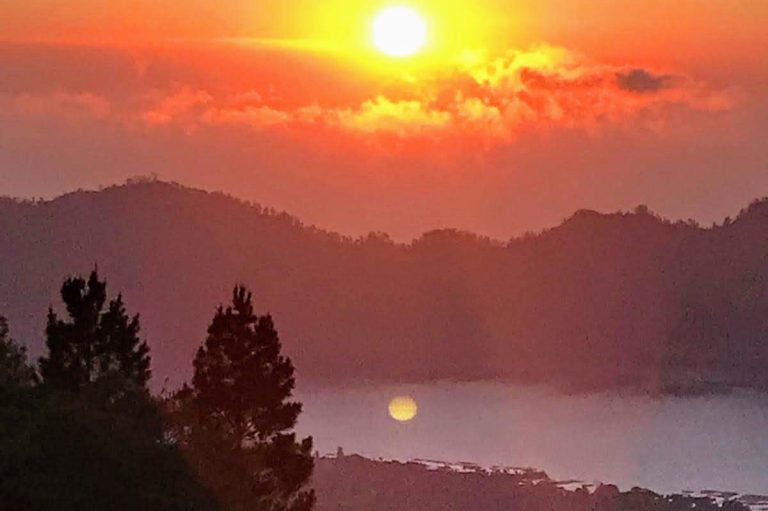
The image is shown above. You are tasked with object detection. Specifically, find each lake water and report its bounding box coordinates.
[295,382,768,496]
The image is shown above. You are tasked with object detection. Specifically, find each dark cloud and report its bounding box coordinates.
[616,68,673,93]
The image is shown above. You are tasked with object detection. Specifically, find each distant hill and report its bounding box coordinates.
[313,455,758,511]
[1,179,766,393]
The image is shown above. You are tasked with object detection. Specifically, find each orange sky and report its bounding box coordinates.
[1,0,767,239]
[3,0,766,61]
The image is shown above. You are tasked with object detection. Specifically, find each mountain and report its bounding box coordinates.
[1,179,767,392]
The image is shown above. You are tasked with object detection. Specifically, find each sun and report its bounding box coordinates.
[388,396,418,422]
[372,6,428,58]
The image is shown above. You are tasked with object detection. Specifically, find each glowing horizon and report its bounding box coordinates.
[1,0,766,241]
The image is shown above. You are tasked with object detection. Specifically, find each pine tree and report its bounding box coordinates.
[0,374,221,511]
[1,277,218,511]
[39,270,150,392]
[175,286,314,511]
[0,316,37,388]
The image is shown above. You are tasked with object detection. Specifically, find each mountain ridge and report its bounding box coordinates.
[1,179,767,393]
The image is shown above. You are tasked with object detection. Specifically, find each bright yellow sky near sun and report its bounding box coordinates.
[0,0,519,55]
[256,0,519,67]
[1,0,766,73]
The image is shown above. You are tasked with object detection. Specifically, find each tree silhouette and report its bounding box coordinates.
[0,380,220,511]
[0,316,36,388]
[1,280,218,511]
[173,286,314,511]
[39,270,150,392]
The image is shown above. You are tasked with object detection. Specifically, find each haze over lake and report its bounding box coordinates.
[296,383,768,496]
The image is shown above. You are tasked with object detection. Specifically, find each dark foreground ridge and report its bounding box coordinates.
[313,454,766,511]
[2,179,768,393]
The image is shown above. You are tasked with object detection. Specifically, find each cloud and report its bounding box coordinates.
[133,45,730,145]
[0,41,762,245]
[4,92,112,120]
[1,43,733,148]
[336,97,453,135]
[203,104,291,128]
[141,87,212,126]
[616,68,673,93]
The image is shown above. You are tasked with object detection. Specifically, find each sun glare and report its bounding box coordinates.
[372,6,428,58]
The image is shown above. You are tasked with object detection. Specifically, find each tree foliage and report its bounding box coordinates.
[0,383,219,511]
[1,273,218,511]
[2,275,316,511]
[39,270,150,392]
[0,316,36,389]
[171,286,315,511]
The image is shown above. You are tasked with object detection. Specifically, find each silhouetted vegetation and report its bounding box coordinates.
[40,270,151,393]
[168,286,315,511]
[313,455,753,511]
[0,316,36,388]
[0,381,219,511]
[0,273,313,510]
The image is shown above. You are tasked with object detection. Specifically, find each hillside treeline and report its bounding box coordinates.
[1,181,766,392]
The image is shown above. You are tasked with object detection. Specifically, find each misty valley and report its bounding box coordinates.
[297,382,768,496]
[1,181,767,510]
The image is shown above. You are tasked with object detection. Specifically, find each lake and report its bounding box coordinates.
[295,382,768,496]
